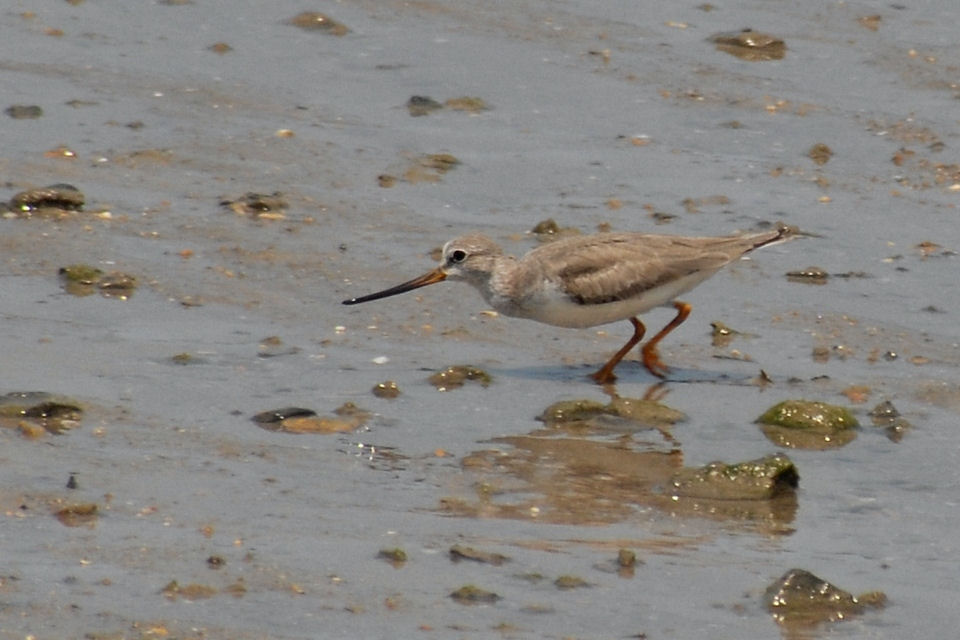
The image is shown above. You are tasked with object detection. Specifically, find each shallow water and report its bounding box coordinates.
[1,1,959,638]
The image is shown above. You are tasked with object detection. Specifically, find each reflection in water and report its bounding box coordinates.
[439,385,798,534]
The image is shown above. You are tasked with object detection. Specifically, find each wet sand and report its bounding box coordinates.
[2,1,959,638]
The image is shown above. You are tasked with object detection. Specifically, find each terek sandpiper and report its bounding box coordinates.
[343,223,796,383]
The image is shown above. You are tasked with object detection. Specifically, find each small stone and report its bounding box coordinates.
[377,548,407,564]
[786,266,829,284]
[287,12,349,36]
[429,365,491,391]
[449,545,509,566]
[807,143,833,165]
[711,30,786,61]
[444,96,489,112]
[372,381,400,399]
[406,95,443,117]
[554,575,589,590]
[5,104,43,119]
[450,584,500,604]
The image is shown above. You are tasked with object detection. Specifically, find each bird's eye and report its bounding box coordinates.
[450,249,467,263]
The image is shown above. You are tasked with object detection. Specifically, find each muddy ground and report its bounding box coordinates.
[2,1,959,638]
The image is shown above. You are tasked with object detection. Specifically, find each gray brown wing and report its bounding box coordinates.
[530,233,753,305]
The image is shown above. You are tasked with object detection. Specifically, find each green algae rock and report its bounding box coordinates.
[764,568,886,627]
[757,400,859,449]
[537,399,608,423]
[537,396,685,431]
[669,453,799,500]
[757,400,859,431]
[59,264,103,284]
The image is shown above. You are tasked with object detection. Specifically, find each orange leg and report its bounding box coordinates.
[591,317,646,384]
[640,301,692,378]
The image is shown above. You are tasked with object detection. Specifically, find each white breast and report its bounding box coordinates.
[492,270,720,328]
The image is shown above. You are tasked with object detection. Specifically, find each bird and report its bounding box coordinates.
[343,222,797,384]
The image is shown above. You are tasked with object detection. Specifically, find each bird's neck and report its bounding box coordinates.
[476,256,526,314]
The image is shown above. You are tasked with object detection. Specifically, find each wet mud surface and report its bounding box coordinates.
[2,1,960,638]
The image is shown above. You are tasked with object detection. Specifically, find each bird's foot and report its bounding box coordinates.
[641,345,670,379]
[590,367,617,385]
